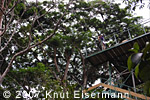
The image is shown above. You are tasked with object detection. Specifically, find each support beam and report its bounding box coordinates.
[132,70,137,100]
[83,83,150,100]
[108,62,111,86]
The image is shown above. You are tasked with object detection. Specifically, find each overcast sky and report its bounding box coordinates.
[26,0,150,26]
[115,0,150,26]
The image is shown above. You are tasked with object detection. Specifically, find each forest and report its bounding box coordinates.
[0,0,150,99]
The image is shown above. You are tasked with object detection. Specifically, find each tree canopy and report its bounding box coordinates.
[0,0,149,99]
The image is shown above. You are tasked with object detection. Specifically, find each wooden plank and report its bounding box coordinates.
[119,46,129,59]
[90,56,98,65]
[110,49,117,58]
[117,46,128,61]
[137,38,143,48]
[121,43,131,51]
[145,35,150,41]
[87,58,95,66]
[114,47,122,56]
[83,83,150,100]
[112,48,120,57]
[98,53,107,61]
[106,50,114,59]
[95,54,103,63]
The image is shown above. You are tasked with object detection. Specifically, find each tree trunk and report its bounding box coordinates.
[0,0,5,42]
[0,0,5,82]
[80,51,87,89]
[63,56,71,81]
[76,47,87,88]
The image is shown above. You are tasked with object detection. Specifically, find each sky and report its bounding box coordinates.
[115,0,150,26]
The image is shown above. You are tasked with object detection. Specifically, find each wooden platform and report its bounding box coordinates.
[85,33,150,86]
[85,33,150,71]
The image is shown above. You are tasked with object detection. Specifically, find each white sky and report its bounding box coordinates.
[115,0,150,26]
[26,0,150,26]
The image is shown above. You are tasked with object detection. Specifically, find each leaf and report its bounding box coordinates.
[127,55,133,71]
[49,36,62,47]
[142,42,150,59]
[14,3,26,16]
[138,60,150,82]
[133,42,139,53]
[132,6,136,11]
[135,63,140,79]
[129,48,138,53]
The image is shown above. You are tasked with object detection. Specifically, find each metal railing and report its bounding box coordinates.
[85,19,150,56]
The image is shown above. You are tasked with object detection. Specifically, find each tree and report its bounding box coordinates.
[0,0,73,84]
[123,0,148,11]
[0,0,147,99]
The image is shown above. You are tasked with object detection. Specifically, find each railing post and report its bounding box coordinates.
[113,34,118,44]
[127,28,132,39]
[132,70,137,100]
[142,25,146,34]
[109,62,111,86]
[85,45,87,56]
[108,62,112,94]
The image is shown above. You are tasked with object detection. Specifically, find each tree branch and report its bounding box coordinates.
[0,0,16,37]
[62,55,71,81]
[76,46,87,88]
[0,0,73,84]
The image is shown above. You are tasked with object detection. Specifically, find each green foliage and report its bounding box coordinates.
[14,2,26,16]
[135,63,139,78]
[129,42,140,53]
[128,42,141,72]
[11,62,47,75]
[144,81,150,96]
[65,47,73,58]
[49,36,62,47]
[133,42,140,53]
[123,0,145,11]
[142,42,150,59]
[1,0,149,99]
[58,4,65,9]
[22,7,37,19]
[139,61,150,82]
[127,55,133,71]
[19,24,31,32]
[14,2,38,19]
[128,41,150,96]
